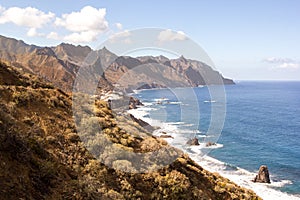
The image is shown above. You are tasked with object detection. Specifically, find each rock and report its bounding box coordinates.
[107,99,112,109]
[159,135,174,139]
[65,132,80,143]
[129,114,154,132]
[253,165,271,183]
[206,142,216,147]
[128,96,143,109]
[186,137,199,145]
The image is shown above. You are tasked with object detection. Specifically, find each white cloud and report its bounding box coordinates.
[0,5,5,13]
[47,32,60,40]
[115,23,123,30]
[63,31,99,43]
[27,28,38,37]
[108,30,132,44]
[0,6,54,28]
[54,6,109,43]
[277,63,299,69]
[265,57,300,70]
[157,29,187,42]
[264,57,292,64]
[0,5,116,44]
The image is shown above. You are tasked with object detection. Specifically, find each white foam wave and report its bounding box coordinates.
[187,143,223,154]
[141,102,154,106]
[153,98,169,102]
[181,123,194,127]
[168,122,185,125]
[168,101,182,105]
[189,155,300,200]
[271,180,293,188]
[204,100,217,103]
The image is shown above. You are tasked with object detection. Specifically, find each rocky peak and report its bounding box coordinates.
[35,47,56,57]
[53,43,92,65]
[115,56,141,69]
[179,55,188,63]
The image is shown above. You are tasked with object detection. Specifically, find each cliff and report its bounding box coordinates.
[0,61,259,199]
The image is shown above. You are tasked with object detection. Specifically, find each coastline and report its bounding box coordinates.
[126,93,300,200]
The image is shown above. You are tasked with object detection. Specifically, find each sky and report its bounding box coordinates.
[0,0,299,80]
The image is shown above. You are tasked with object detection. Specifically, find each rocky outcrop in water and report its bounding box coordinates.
[186,137,200,145]
[253,165,271,183]
[206,142,217,147]
[128,96,143,109]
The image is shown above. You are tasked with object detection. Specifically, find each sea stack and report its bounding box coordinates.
[253,165,271,183]
[186,137,200,145]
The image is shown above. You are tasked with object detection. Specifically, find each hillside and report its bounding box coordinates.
[0,61,259,199]
[0,35,234,93]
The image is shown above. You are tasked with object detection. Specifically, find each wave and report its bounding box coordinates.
[168,101,182,105]
[190,155,300,200]
[153,98,169,102]
[204,100,217,103]
[141,102,154,106]
[168,121,185,125]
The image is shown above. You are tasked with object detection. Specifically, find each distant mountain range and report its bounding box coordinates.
[0,35,234,92]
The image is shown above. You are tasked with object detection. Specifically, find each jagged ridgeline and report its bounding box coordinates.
[0,35,234,93]
[0,60,261,199]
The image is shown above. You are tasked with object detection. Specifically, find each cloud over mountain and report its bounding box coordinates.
[158,29,187,42]
[0,5,117,44]
[55,6,109,43]
[0,5,54,37]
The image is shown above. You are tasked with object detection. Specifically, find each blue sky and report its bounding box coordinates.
[0,0,299,80]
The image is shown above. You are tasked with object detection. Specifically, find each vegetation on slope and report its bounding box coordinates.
[0,62,260,199]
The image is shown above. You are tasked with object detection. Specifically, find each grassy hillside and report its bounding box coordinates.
[0,61,261,199]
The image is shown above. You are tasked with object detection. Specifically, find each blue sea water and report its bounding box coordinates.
[210,82,300,195]
[132,81,300,198]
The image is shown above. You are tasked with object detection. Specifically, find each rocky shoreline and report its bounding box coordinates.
[125,93,283,199]
[125,93,300,200]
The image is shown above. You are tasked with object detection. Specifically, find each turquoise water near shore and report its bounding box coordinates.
[131,81,300,199]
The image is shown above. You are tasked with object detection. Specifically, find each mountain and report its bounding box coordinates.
[0,35,112,92]
[0,61,259,199]
[0,35,234,93]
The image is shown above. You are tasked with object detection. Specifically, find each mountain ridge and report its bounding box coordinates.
[0,34,234,93]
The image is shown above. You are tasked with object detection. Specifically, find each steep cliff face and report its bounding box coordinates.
[0,62,259,199]
[0,35,234,94]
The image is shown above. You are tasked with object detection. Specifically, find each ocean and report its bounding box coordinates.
[129,81,300,200]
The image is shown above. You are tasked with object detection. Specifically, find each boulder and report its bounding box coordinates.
[186,137,199,146]
[206,142,217,147]
[159,135,174,139]
[129,96,143,109]
[253,165,271,183]
[129,114,154,132]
